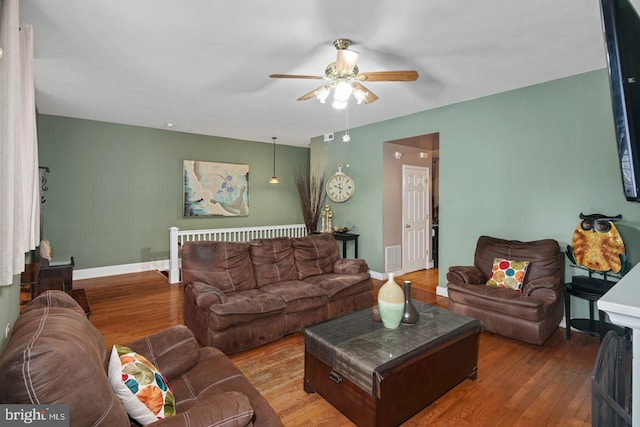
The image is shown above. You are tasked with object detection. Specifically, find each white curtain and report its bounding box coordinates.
[0,0,40,286]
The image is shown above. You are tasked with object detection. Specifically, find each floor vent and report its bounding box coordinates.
[385,245,402,271]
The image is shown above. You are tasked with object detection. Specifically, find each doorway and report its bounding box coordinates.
[382,133,439,274]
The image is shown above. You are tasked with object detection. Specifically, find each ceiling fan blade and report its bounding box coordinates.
[297,85,332,101]
[335,49,359,75]
[358,70,419,82]
[352,82,379,104]
[270,74,324,79]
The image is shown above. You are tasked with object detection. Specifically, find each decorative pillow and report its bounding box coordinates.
[108,345,176,425]
[486,258,530,291]
[39,239,53,261]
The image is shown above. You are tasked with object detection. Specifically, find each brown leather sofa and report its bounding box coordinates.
[182,233,373,354]
[0,290,282,427]
[446,235,564,345]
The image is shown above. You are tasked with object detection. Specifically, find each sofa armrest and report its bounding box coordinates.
[446,266,486,285]
[191,281,227,306]
[334,258,369,274]
[124,325,199,380]
[150,391,254,427]
[522,276,562,304]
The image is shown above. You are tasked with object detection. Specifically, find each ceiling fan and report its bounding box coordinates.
[270,38,419,109]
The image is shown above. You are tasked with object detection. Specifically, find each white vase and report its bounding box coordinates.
[377,273,405,329]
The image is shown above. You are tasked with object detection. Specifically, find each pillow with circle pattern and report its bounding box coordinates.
[486,258,530,292]
[108,344,176,425]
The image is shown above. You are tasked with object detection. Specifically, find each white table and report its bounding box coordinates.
[598,263,640,426]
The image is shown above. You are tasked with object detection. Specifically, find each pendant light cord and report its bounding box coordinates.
[270,137,279,184]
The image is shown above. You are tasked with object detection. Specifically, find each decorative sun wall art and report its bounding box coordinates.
[183,160,249,217]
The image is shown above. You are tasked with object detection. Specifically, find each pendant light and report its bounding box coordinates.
[269,137,280,184]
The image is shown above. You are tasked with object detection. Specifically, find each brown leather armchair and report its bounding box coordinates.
[447,235,564,345]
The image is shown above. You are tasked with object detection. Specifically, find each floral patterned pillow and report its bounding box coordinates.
[108,345,176,425]
[486,258,530,292]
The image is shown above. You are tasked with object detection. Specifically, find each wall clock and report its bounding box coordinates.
[326,164,355,202]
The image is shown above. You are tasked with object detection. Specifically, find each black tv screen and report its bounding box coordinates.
[600,0,640,201]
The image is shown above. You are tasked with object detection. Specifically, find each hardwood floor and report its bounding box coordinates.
[75,269,599,426]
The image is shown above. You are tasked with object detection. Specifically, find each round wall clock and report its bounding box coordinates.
[326,164,355,202]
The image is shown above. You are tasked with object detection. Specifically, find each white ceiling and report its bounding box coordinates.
[20,0,615,147]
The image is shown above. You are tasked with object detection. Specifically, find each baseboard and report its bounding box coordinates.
[436,285,448,297]
[369,270,385,280]
[75,259,170,281]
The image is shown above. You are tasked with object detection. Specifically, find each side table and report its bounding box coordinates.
[564,276,624,340]
[36,256,75,296]
[20,256,91,316]
[331,232,359,258]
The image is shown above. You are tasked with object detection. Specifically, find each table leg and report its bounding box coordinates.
[598,310,606,342]
[354,239,358,258]
[342,241,347,258]
[589,300,596,334]
[564,287,571,340]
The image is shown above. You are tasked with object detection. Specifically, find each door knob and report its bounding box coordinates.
[405,224,410,228]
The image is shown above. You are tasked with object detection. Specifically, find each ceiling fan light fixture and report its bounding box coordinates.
[270,37,418,107]
[332,100,348,110]
[334,81,353,102]
[336,49,359,75]
[315,87,330,103]
[353,88,367,104]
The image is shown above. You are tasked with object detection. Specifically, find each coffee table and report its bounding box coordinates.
[304,300,480,427]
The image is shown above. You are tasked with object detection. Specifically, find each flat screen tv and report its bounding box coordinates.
[600,0,640,201]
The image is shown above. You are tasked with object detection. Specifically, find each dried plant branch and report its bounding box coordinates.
[293,167,325,233]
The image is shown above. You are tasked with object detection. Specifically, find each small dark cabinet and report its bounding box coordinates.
[35,257,74,296]
[21,256,90,316]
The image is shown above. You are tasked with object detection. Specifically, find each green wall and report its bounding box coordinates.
[3,68,640,351]
[0,276,20,352]
[311,69,640,285]
[36,116,310,270]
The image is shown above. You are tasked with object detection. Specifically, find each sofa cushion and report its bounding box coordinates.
[474,236,560,283]
[171,347,282,426]
[447,282,546,322]
[292,234,340,279]
[108,345,176,425]
[0,291,130,426]
[125,324,200,381]
[249,237,298,287]
[182,241,257,292]
[208,289,287,331]
[303,272,372,299]
[260,280,328,313]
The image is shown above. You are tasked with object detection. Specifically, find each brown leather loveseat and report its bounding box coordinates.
[0,290,282,427]
[182,233,373,354]
[446,235,564,345]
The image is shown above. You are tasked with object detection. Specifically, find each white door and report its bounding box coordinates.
[403,165,430,273]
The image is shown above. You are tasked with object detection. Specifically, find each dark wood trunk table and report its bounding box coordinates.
[304,301,480,427]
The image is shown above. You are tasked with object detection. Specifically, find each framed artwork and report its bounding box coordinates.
[183,160,249,217]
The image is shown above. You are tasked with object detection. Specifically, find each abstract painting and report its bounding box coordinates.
[183,160,249,217]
